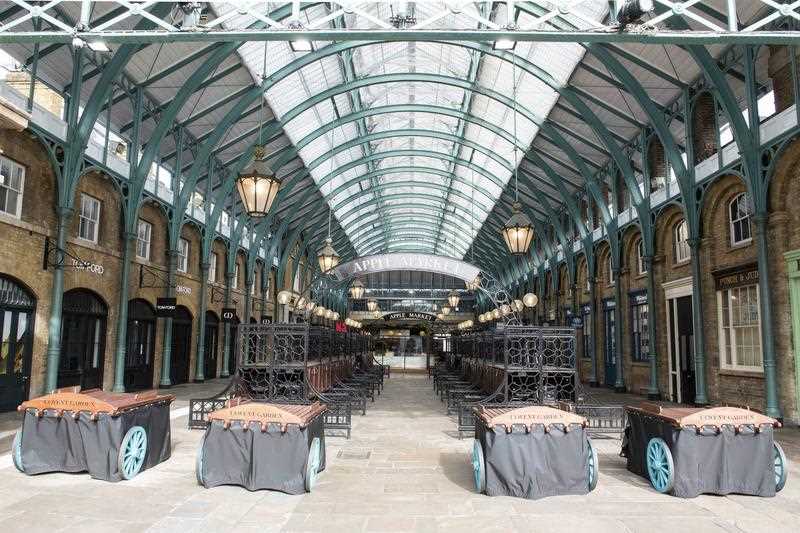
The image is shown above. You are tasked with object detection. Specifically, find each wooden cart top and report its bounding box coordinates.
[19,387,175,417]
[626,403,781,428]
[475,405,587,432]
[208,400,327,431]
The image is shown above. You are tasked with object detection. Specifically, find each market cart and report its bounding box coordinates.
[471,404,598,499]
[13,387,174,481]
[622,403,788,497]
[196,399,327,493]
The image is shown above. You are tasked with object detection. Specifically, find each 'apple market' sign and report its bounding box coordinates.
[330,253,480,282]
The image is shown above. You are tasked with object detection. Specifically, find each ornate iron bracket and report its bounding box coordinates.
[138,264,174,289]
[42,237,94,271]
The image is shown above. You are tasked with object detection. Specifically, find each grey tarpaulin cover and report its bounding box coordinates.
[622,411,775,498]
[19,404,172,482]
[476,423,590,499]
[199,414,326,494]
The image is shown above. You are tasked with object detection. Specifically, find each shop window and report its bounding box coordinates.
[209,251,217,283]
[177,238,189,273]
[637,240,647,275]
[630,294,649,362]
[718,284,762,371]
[729,193,752,246]
[673,220,690,264]
[136,219,152,260]
[232,263,239,289]
[78,194,100,243]
[608,259,615,285]
[582,306,591,359]
[0,155,24,218]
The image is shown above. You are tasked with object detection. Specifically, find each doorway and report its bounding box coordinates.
[664,278,695,404]
[0,275,34,411]
[204,311,219,379]
[59,289,107,390]
[125,299,156,391]
[227,318,240,376]
[602,298,616,386]
[170,306,192,385]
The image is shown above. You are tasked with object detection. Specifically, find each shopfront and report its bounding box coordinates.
[125,298,156,391]
[58,289,107,390]
[0,275,34,411]
[170,306,192,385]
[602,298,616,387]
[204,311,219,380]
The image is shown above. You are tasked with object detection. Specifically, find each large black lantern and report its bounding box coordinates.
[236,146,281,217]
[317,237,340,273]
[501,202,534,255]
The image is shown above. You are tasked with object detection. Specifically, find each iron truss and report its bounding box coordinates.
[0,1,800,44]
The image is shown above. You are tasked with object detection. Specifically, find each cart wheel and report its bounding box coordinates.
[12,431,24,473]
[118,426,148,480]
[304,437,321,492]
[195,432,207,487]
[587,437,599,492]
[472,439,486,494]
[646,437,674,494]
[774,442,788,492]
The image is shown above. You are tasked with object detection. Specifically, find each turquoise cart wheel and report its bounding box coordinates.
[587,437,599,491]
[305,437,321,492]
[646,437,674,494]
[774,441,788,492]
[12,431,24,473]
[195,432,207,487]
[118,426,148,480]
[472,439,486,494]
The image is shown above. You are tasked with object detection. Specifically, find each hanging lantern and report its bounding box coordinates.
[373,310,381,319]
[236,146,282,217]
[315,306,326,317]
[492,308,501,319]
[478,314,485,323]
[447,290,460,309]
[513,299,524,312]
[501,304,511,316]
[436,313,444,320]
[441,305,451,316]
[305,300,317,313]
[466,275,482,292]
[317,237,340,273]
[349,279,365,299]
[277,290,292,305]
[523,293,539,308]
[366,299,378,312]
[332,312,340,321]
[324,309,334,319]
[295,296,307,310]
[501,202,534,255]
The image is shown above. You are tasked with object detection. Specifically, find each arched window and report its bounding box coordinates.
[673,220,690,263]
[729,193,752,246]
[636,239,647,275]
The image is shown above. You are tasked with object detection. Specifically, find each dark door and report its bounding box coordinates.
[668,295,695,403]
[170,306,192,385]
[124,299,156,391]
[0,276,35,411]
[59,289,106,390]
[603,299,616,387]
[227,319,240,376]
[204,312,219,379]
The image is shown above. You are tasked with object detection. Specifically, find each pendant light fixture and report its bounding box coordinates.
[349,278,365,299]
[501,50,534,256]
[366,298,378,312]
[237,42,281,217]
[441,304,451,316]
[447,290,460,309]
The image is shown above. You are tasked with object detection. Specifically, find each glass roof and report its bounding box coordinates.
[228,1,608,259]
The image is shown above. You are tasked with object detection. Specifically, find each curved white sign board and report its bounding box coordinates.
[330,253,480,283]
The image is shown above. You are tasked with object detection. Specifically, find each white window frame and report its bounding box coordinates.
[208,252,217,283]
[729,192,753,246]
[673,220,690,264]
[78,193,100,243]
[177,238,189,273]
[0,155,25,218]
[232,263,239,289]
[608,259,615,285]
[637,240,647,275]
[136,219,152,260]
[717,284,763,372]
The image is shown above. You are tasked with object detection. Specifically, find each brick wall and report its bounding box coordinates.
[692,92,717,164]
[768,45,798,113]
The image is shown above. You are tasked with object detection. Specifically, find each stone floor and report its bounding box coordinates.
[0,374,799,532]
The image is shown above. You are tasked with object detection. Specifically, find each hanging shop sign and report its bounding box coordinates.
[603,298,616,310]
[175,285,192,295]
[382,311,437,322]
[155,297,177,317]
[260,315,272,325]
[629,291,648,305]
[72,259,104,275]
[570,316,583,328]
[221,308,238,322]
[330,253,480,283]
[713,263,759,291]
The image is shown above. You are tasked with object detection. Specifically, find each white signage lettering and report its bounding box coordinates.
[72,259,104,275]
[175,285,192,295]
[331,253,480,282]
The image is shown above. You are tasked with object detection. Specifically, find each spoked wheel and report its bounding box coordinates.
[195,432,207,487]
[118,426,148,480]
[472,439,486,494]
[587,437,599,492]
[304,437,322,492]
[12,431,24,473]
[774,441,788,492]
[646,437,674,494]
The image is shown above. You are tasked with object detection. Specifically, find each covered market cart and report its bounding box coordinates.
[13,387,174,481]
[471,404,598,499]
[196,399,327,493]
[622,403,788,497]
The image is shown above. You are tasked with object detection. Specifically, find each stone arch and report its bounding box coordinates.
[654,204,688,267]
[701,174,752,256]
